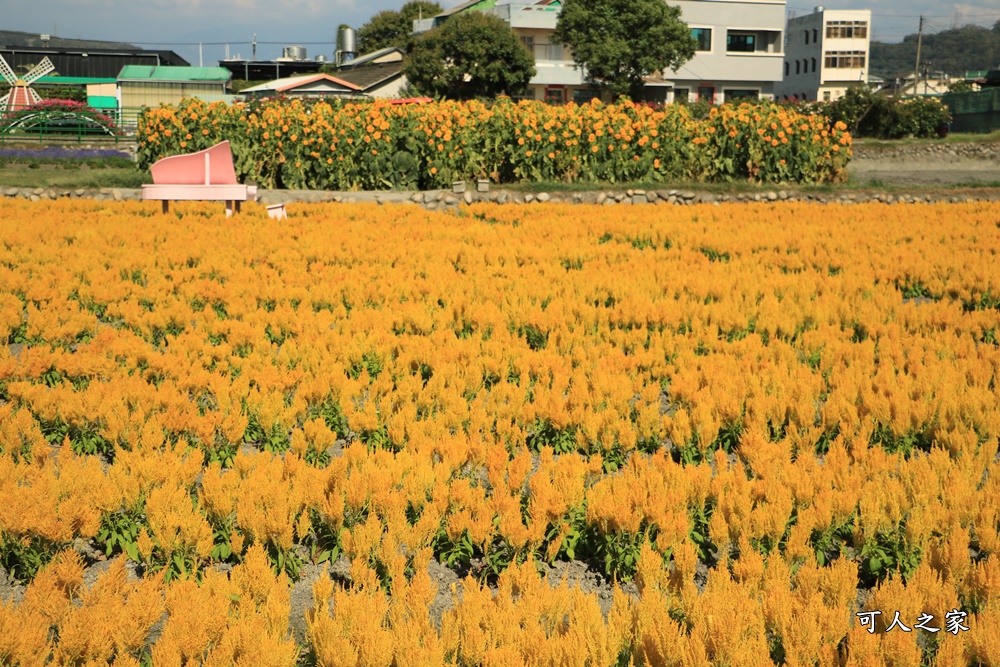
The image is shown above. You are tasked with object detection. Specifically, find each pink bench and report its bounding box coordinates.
[141,141,258,215]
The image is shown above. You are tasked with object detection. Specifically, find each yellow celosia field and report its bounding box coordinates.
[0,199,998,666]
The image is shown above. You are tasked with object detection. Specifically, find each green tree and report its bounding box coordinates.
[404,11,536,99]
[553,0,696,99]
[357,1,443,54]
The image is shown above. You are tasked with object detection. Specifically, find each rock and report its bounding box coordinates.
[496,191,509,204]
[425,201,438,211]
[443,195,457,205]
[411,192,424,203]
[112,190,123,202]
[645,191,658,202]
[524,194,534,203]
[28,195,40,203]
[596,192,607,205]
[463,190,473,205]
[536,192,550,202]
[32,188,44,196]
[680,190,695,200]
[766,191,777,201]
[288,563,326,644]
[3,188,17,197]
[632,194,647,205]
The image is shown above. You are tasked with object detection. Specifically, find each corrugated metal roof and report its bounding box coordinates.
[37,75,117,84]
[118,65,231,82]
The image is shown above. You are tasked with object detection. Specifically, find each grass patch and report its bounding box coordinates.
[0,164,148,189]
[854,130,1000,148]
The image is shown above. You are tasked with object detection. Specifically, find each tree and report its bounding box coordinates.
[553,0,696,99]
[356,1,443,54]
[404,12,536,99]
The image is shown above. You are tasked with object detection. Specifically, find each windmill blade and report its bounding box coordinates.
[22,57,55,85]
[28,87,43,106]
[0,91,10,110]
[0,54,18,86]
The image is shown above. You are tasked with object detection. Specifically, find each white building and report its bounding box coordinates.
[775,6,872,102]
[413,0,788,104]
[668,0,787,104]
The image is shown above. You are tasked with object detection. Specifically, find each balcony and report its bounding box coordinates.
[488,3,561,30]
[531,60,586,86]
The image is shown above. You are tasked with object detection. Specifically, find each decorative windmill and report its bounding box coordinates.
[0,54,55,115]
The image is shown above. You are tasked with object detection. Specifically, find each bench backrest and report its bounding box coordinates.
[150,141,239,186]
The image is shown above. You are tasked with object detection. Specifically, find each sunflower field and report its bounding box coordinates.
[0,198,998,666]
[136,98,852,190]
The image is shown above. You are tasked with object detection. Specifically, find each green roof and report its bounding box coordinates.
[117,65,231,82]
[37,76,117,85]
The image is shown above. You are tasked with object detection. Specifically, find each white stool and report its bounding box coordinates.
[267,204,287,220]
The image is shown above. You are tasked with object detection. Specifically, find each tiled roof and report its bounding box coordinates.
[332,62,405,92]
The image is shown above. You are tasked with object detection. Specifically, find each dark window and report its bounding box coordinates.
[796,60,801,75]
[805,30,810,45]
[813,29,818,42]
[785,61,789,76]
[691,28,712,51]
[725,89,758,100]
[697,86,714,102]
[727,33,756,52]
[674,88,689,103]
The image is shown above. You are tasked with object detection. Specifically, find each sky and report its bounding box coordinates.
[5,0,1000,68]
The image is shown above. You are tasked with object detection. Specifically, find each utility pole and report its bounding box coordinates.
[913,16,924,96]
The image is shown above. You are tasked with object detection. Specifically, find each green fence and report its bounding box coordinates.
[941,88,1000,134]
[0,107,147,143]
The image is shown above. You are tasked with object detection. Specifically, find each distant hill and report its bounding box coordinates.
[870,21,1000,80]
[0,30,138,52]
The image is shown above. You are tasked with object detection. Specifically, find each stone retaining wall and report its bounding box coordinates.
[4,185,999,209]
[852,141,1000,161]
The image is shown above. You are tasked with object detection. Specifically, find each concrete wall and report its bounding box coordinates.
[668,0,786,101]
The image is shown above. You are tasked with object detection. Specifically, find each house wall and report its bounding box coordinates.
[119,81,228,109]
[367,76,408,99]
[775,8,871,101]
[669,0,786,102]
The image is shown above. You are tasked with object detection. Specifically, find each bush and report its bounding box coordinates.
[137,97,852,189]
[812,87,951,139]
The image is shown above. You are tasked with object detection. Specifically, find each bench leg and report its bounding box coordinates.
[162,200,169,215]
[226,201,234,217]
[235,201,242,215]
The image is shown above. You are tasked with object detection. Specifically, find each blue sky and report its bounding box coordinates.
[6,0,1000,67]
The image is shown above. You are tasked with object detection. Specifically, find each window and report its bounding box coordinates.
[805,30,810,44]
[825,21,868,38]
[519,35,535,52]
[691,28,712,51]
[725,89,759,101]
[697,86,714,102]
[795,60,800,75]
[727,32,757,52]
[824,51,866,68]
[784,61,789,76]
[674,88,689,103]
[811,57,816,72]
[539,42,563,60]
[573,88,600,103]
[813,28,818,42]
[823,90,831,101]
[544,87,566,104]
